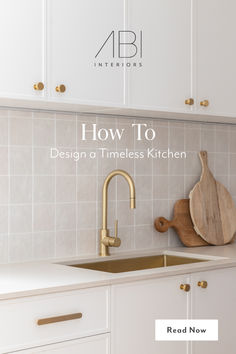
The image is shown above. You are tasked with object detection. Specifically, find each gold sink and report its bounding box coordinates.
[69,254,207,273]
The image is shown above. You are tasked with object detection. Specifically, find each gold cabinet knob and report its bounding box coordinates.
[180,284,190,292]
[185,98,194,105]
[56,84,66,93]
[198,281,208,288]
[200,100,209,107]
[34,82,44,91]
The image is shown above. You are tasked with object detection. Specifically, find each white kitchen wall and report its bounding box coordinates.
[0,108,235,263]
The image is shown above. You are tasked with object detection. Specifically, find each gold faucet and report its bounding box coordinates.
[100,169,136,256]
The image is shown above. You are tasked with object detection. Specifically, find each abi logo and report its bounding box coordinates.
[95,30,143,59]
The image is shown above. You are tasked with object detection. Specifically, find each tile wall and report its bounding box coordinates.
[0,108,235,263]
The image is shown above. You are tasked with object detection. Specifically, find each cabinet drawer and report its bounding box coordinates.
[11,334,110,354]
[0,287,109,353]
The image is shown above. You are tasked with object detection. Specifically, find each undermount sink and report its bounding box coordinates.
[69,254,208,273]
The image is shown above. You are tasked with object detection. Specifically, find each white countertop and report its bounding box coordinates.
[1,244,236,300]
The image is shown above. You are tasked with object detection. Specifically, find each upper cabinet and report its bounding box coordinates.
[48,0,125,106]
[127,0,192,113]
[195,0,236,117]
[0,0,45,99]
[0,0,236,121]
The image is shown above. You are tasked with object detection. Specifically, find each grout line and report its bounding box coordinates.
[96,115,99,255]
[167,121,170,247]
[75,114,78,256]
[183,121,186,198]
[133,116,137,250]
[54,112,57,257]
[0,172,234,178]
[227,126,230,190]
[31,111,34,260]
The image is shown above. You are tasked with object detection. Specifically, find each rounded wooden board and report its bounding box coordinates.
[154,199,208,247]
[189,151,236,245]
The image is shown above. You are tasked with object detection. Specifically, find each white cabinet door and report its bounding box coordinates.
[195,0,236,116]
[12,334,110,354]
[48,0,125,106]
[111,275,189,354]
[127,0,192,112]
[0,0,45,99]
[191,268,236,354]
[0,287,109,353]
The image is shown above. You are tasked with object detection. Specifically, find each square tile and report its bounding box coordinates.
[10,205,32,233]
[56,176,76,202]
[34,147,55,175]
[77,175,96,202]
[0,176,9,204]
[33,119,55,147]
[0,147,8,175]
[34,204,55,232]
[9,117,32,146]
[0,117,8,146]
[56,119,76,147]
[77,202,96,229]
[33,231,55,260]
[55,148,76,175]
[9,233,32,263]
[10,147,32,175]
[56,230,76,257]
[77,229,97,256]
[56,203,76,230]
[0,234,8,263]
[34,176,55,203]
[10,176,32,204]
[0,206,8,234]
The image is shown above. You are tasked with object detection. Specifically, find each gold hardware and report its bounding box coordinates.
[180,284,190,292]
[37,312,82,326]
[34,82,44,91]
[198,280,208,288]
[100,170,136,257]
[56,84,66,93]
[185,98,194,105]
[71,255,208,274]
[200,100,209,107]
[115,219,118,238]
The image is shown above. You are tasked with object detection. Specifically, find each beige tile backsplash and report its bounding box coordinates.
[0,108,235,263]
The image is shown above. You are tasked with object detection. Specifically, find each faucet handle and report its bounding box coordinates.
[101,220,121,248]
[115,219,118,239]
[110,220,121,247]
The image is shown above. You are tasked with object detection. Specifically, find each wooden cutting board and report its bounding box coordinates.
[154,199,208,247]
[189,151,236,245]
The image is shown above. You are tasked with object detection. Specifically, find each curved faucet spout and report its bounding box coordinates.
[100,169,136,256]
[102,170,135,230]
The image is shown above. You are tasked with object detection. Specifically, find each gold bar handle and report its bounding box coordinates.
[37,312,82,326]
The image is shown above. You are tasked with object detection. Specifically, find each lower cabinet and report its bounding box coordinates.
[2,267,236,354]
[0,287,109,353]
[10,334,110,354]
[112,267,236,354]
[111,275,190,354]
[191,268,236,354]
